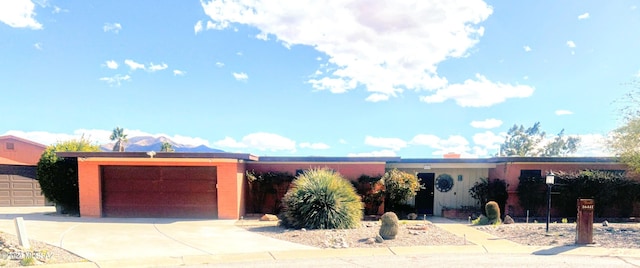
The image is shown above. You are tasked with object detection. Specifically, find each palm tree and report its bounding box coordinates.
[160,141,174,152]
[109,127,128,152]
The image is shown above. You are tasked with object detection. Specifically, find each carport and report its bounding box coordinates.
[58,152,257,219]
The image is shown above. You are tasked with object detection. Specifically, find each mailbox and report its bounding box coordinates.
[576,199,594,244]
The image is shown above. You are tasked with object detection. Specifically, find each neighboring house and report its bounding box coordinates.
[57,151,632,220]
[0,135,47,206]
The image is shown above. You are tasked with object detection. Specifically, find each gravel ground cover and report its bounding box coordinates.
[475,223,640,248]
[239,220,470,248]
[0,231,87,267]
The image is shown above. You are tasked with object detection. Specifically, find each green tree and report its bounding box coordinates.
[382,169,422,212]
[499,122,580,157]
[109,127,128,152]
[160,142,174,152]
[608,83,640,173]
[542,129,581,156]
[499,122,545,156]
[36,135,100,214]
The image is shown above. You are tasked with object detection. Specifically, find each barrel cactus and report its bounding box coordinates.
[379,212,399,240]
[485,201,501,224]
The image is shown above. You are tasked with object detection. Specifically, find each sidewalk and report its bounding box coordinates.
[0,208,636,267]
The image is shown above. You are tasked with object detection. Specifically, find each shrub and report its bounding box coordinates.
[281,168,362,229]
[353,175,385,215]
[472,215,489,225]
[553,170,640,217]
[246,170,295,214]
[485,201,501,224]
[469,178,508,218]
[516,175,547,216]
[382,169,422,212]
[36,136,100,214]
[379,212,399,240]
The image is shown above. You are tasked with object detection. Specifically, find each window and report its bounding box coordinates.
[520,169,541,178]
[5,143,14,150]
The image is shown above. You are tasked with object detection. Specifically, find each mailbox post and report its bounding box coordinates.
[576,199,594,244]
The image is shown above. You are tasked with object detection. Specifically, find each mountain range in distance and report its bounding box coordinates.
[100,136,224,153]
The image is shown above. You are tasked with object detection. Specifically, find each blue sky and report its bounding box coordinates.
[1,0,639,157]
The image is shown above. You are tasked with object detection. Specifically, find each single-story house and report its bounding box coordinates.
[57,151,629,219]
[0,135,47,207]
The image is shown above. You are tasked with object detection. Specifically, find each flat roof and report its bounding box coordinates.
[56,152,259,161]
[257,156,401,163]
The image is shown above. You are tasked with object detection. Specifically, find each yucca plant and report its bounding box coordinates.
[281,168,363,229]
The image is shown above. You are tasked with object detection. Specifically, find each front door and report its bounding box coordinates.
[415,173,435,215]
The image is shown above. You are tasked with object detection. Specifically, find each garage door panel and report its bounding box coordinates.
[101,166,218,218]
[103,166,161,180]
[160,181,215,192]
[0,166,46,207]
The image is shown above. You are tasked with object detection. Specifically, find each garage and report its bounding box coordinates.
[101,166,217,218]
[0,165,46,207]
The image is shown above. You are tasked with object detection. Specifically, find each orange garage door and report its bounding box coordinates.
[101,166,217,218]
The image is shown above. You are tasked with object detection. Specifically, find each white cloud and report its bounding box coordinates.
[124,59,145,71]
[566,40,576,48]
[420,74,535,107]
[214,132,296,152]
[347,150,397,157]
[206,20,228,30]
[578,13,590,20]
[194,20,203,34]
[103,22,122,33]
[472,131,504,151]
[105,60,118,70]
[173,69,186,76]
[0,0,42,29]
[365,93,389,102]
[256,32,269,41]
[213,137,247,148]
[148,62,168,72]
[555,110,574,116]
[215,62,225,68]
[339,139,348,144]
[99,74,131,86]
[635,70,640,77]
[1,129,212,148]
[201,0,493,101]
[364,136,407,151]
[34,43,42,50]
[470,118,503,129]
[299,142,330,150]
[574,134,610,157]
[233,72,248,81]
[410,134,471,156]
[523,45,531,52]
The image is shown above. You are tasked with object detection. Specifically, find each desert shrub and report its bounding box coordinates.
[517,175,547,216]
[379,212,399,240]
[471,215,489,225]
[246,170,295,214]
[382,169,422,212]
[469,178,508,218]
[352,174,385,215]
[281,168,362,229]
[36,136,100,214]
[553,170,640,217]
[485,201,501,224]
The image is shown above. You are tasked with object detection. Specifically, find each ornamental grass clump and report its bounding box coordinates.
[281,168,363,229]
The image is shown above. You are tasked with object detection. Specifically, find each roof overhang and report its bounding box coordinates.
[56,152,259,162]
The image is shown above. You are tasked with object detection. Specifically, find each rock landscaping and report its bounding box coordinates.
[0,231,86,267]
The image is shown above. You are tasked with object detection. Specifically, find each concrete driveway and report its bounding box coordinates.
[0,207,316,265]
